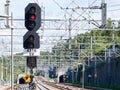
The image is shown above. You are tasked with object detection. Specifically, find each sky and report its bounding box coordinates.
[7,0,120,19]
[0,0,119,19]
[0,0,120,55]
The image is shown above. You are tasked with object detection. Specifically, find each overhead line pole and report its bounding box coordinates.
[11,12,14,90]
[112,22,115,52]
[5,0,10,28]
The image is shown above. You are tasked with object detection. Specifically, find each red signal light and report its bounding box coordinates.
[30,15,36,20]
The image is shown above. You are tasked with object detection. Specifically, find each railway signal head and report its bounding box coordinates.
[23,32,40,49]
[25,3,41,31]
[24,3,41,49]
[27,56,37,68]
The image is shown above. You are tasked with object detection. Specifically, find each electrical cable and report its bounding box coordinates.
[61,0,99,31]
[108,4,120,7]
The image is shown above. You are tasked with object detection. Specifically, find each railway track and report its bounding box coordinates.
[7,84,29,90]
[35,76,88,90]
[35,76,113,90]
[35,77,49,90]
[7,76,108,90]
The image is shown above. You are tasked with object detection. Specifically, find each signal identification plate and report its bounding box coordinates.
[23,49,39,56]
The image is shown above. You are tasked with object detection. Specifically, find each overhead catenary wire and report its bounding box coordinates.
[1,1,120,79]
[1,0,120,53]
[63,0,100,31]
[52,0,94,33]
[108,4,120,7]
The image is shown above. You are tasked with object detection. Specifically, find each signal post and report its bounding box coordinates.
[23,3,41,89]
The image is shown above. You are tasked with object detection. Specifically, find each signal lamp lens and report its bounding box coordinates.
[30,14,36,20]
[30,6,36,13]
[27,35,34,48]
[26,21,36,30]
[28,35,34,41]
[29,43,34,48]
